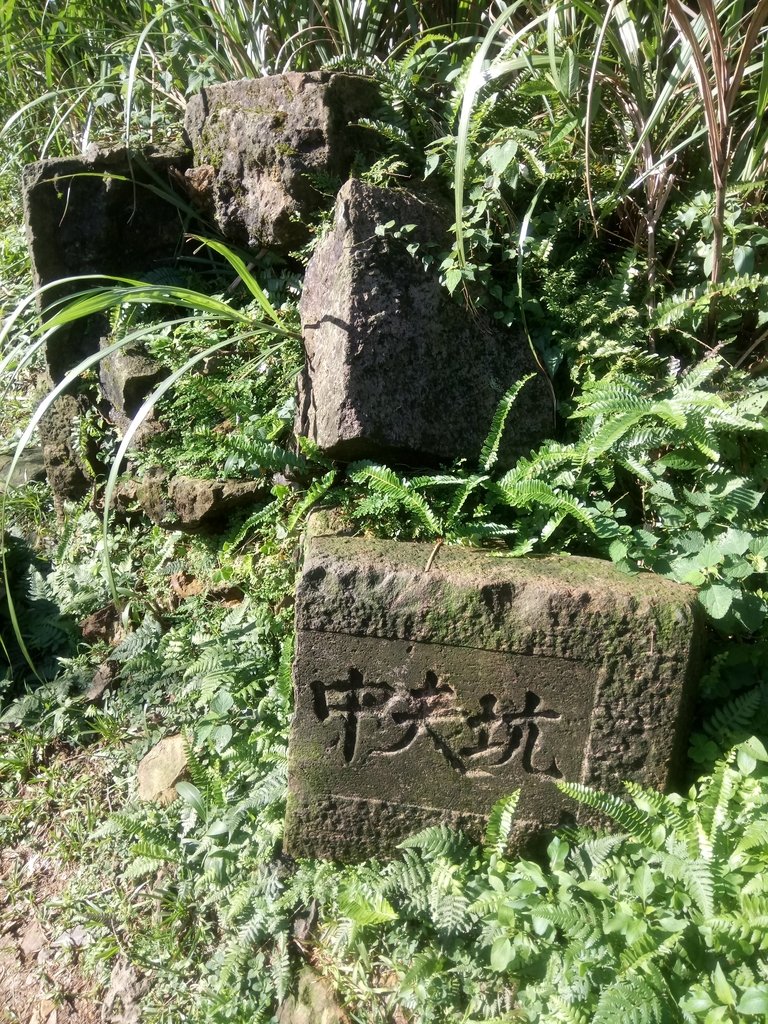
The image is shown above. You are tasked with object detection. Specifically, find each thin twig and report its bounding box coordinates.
[424,538,443,572]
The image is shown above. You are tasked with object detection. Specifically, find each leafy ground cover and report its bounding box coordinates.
[2,2,768,1022]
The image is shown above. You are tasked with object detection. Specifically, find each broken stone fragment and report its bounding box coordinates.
[19,919,48,959]
[137,734,187,805]
[85,661,120,702]
[136,469,268,531]
[99,347,169,436]
[184,72,379,252]
[296,178,552,468]
[284,526,704,860]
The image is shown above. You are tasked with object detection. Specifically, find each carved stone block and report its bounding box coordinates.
[284,527,703,860]
[296,178,552,467]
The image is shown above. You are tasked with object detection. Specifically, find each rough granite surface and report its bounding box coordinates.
[296,178,552,467]
[22,145,190,381]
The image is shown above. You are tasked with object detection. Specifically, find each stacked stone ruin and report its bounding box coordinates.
[23,72,703,859]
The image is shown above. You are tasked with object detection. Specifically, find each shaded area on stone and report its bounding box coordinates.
[184,72,379,252]
[284,525,703,860]
[277,967,349,1024]
[0,447,46,489]
[37,392,94,504]
[99,348,169,436]
[22,145,191,382]
[297,178,552,468]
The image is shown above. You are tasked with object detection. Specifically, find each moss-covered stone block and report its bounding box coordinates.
[284,527,704,861]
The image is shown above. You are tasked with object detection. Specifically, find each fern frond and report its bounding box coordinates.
[702,687,763,747]
[673,359,722,393]
[574,833,626,871]
[696,760,740,860]
[493,479,596,531]
[734,817,768,857]
[484,791,520,857]
[546,994,592,1024]
[287,470,337,533]
[534,901,601,941]
[592,976,665,1024]
[399,823,470,861]
[428,889,472,935]
[556,782,658,844]
[708,908,768,950]
[659,853,715,918]
[479,374,535,471]
[622,783,689,842]
[349,463,441,535]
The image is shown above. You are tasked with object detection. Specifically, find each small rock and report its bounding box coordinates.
[209,584,244,606]
[102,959,149,1024]
[169,572,205,601]
[80,605,121,645]
[53,924,91,948]
[85,661,119,702]
[137,735,187,805]
[19,920,47,958]
[277,967,348,1024]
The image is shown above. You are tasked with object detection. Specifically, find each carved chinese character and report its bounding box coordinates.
[460,691,563,778]
[311,668,562,778]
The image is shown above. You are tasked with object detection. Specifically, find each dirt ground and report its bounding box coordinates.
[0,752,146,1024]
[0,845,101,1024]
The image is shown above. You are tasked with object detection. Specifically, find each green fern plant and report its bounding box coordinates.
[307,738,768,1024]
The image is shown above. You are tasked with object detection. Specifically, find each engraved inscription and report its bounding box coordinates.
[311,668,563,778]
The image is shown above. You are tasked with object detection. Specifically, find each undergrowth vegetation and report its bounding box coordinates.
[2,1,768,1021]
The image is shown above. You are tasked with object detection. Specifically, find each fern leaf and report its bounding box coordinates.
[349,463,442,535]
[622,783,689,842]
[399,823,471,861]
[429,889,472,935]
[484,791,520,857]
[703,687,763,747]
[479,374,535,471]
[660,853,716,918]
[592,976,665,1024]
[582,408,652,461]
[287,470,337,533]
[734,817,768,857]
[696,760,740,860]
[556,781,658,844]
[494,479,596,531]
[338,887,398,927]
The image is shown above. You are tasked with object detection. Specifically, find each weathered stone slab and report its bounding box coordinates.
[137,734,187,805]
[284,528,703,860]
[22,144,190,381]
[184,72,379,252]
[296,179,552,467]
